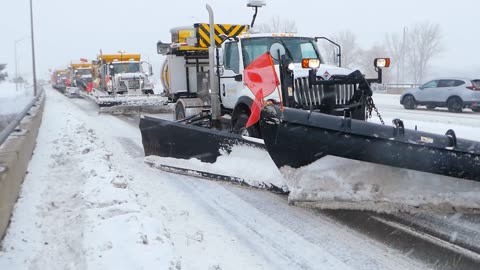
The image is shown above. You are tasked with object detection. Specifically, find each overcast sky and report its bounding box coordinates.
[1,0,479,82]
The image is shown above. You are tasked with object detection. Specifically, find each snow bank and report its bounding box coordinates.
[0,82,34,115]
[286,156,480,213]
[0,92,175,269]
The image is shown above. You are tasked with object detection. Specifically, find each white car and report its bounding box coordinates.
[400,78,480,112]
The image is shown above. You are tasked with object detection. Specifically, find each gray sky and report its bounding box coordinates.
[1,0,479,81]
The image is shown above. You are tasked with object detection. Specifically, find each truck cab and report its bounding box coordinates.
[93,53,154,95]
[220,34,351,130]
[69,63,93,91]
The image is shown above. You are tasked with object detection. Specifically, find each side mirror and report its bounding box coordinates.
[269,43,286,61]
[157,41,171,55]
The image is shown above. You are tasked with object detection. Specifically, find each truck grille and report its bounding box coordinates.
[294,77,357,109]
[127,79,140,89]
[119,79,141,90]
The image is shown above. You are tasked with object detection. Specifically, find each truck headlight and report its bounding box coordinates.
[301,58,320,69]
[287,63,295,71]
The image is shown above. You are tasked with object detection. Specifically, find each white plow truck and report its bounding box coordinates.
[141,1,480,214]
[89,52,169,114]
[158,25,351,136]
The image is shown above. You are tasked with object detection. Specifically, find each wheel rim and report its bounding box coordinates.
[450,99,461,111]
[405,96,415,108]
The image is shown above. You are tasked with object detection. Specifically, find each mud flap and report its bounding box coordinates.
[259,104,480,213]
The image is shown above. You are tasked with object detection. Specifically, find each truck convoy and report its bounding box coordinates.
[139,1,480,213]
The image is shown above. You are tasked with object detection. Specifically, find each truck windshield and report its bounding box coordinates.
[241,37,320,67]
[76,69,91,76]
[112,62,140,74]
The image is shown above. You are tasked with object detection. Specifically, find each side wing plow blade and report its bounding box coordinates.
[139,116,264,163]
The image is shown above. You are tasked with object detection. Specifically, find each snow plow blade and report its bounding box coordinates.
[139,116,288,192]
[259,104,480,213]
[140,116,263,163]
[65,87,82,98]
[97,95,172,114]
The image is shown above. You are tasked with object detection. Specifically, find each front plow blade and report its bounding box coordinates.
[97,95,172,114]
[259,105,480,213]
[139,116,288,191]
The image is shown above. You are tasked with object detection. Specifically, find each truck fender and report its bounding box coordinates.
[232,96,254,123]
[175,98,205,120]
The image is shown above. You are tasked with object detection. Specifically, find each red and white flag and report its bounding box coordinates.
[243,52,280,128]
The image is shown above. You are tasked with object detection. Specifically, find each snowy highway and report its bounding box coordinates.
[0,87,480,269]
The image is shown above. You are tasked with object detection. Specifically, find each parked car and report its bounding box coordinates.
[400,78,480,112]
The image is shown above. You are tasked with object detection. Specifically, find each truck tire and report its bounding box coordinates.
[175,102,186,120]
[143,90,154,95]
[402,95,416,110]
[447,97,463,113]
[233,113,261,138]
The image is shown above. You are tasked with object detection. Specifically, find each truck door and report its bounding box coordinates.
[416,80,438,102]
[220,41,243,109]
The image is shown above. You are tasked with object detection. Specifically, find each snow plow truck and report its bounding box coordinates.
[51,69,70,92]
[139,1,480,213]
[86,52,169,114]
[65,62,93,97]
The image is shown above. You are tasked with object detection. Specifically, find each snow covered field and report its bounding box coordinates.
[0,88,440,269]
[0,82,34,116]
[0,82,34,130]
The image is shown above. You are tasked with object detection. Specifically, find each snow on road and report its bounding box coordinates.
[372,93,480,141]
[0,87,432,269]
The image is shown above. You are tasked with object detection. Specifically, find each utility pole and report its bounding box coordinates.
[401,26,407,85]
[14,39,23,91]
[29,0,38,96]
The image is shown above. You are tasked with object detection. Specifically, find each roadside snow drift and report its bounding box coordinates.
[285,156,480,213]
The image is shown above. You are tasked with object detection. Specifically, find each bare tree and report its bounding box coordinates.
[257,16,297,33]
[384,33,403,84]
[406,22,443,84]
[319,30,359,68]
[0,64,7,82]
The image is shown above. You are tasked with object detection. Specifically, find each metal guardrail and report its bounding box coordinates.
[0,86,44,146]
